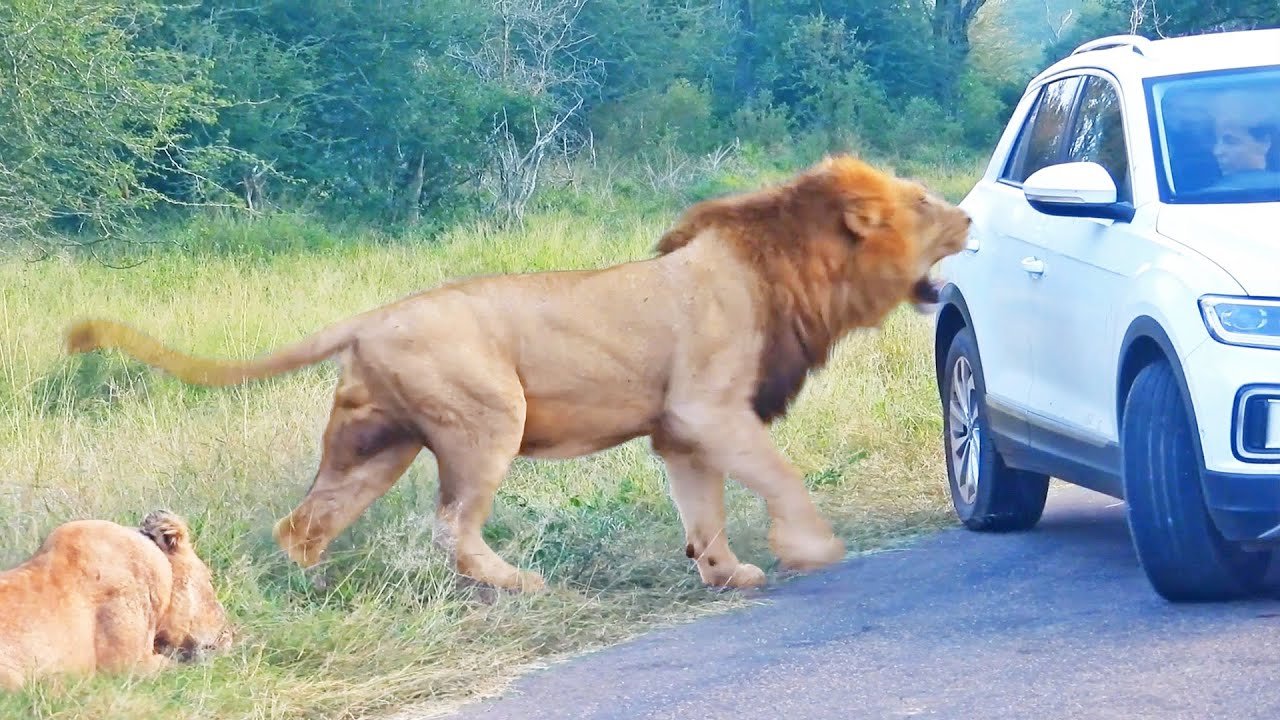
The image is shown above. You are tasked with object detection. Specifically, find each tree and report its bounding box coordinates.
[1117,0,1280,35]
[0,0,243,249]
[930,0,990,101]
[1042,0,1279,66]
[155,0,513,224]
[449,0,604,224]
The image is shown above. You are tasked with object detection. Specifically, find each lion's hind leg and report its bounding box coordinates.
[274,369,422,568]
[431,449,545,592]
[421,378,545,593]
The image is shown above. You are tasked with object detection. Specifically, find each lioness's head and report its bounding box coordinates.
[140,510,232,661]
[812,155,970,309]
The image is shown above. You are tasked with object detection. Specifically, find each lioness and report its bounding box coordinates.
[64,155,969,592]
[0,511,232,690]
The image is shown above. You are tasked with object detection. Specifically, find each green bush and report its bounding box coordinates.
[593,79,727,157]
[729,91,795,149]
[885,97,967,165]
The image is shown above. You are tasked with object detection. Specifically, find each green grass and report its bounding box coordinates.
[0,157,980,719]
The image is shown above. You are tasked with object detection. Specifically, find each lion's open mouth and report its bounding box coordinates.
[910,276,942,306]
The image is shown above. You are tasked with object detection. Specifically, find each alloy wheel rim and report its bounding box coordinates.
[948,356,981,506]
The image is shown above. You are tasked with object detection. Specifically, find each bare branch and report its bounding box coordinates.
[961,0,988,22]
[453,0,603,225]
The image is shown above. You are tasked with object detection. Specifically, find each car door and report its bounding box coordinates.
[1018,73,1143,490]
[966,74,1085,453]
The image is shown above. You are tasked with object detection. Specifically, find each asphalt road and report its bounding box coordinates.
[437,483,1280,720]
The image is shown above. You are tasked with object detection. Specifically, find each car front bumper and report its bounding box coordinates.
[1184,339,1280,542]
[1201,469,1280,542]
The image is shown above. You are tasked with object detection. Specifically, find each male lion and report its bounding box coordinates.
[63,155,970,592]
[0,511,232,690]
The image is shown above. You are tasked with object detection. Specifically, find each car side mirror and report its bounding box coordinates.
[1022,161,1135,223]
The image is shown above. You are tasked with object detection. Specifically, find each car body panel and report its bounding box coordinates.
[935,28,1280,544]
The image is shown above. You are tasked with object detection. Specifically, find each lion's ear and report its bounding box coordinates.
[655,222,697,255]
[655,203,715,255]
[815,154,896,240]
[841,196,890,239]
[140,510,191,554]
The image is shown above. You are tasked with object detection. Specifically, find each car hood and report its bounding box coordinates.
[1157,203,1280,296]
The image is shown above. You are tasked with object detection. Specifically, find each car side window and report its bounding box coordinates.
[1067,76,1132,202]
[1001,76,1084,184]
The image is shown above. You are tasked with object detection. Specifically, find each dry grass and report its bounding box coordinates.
[0,199,958,718]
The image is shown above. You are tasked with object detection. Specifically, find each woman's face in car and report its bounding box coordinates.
[1213,117,1271,175]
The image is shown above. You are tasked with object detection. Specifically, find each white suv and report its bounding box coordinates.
[934,28,1280,602]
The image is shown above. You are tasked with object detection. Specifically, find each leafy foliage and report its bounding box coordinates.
[4,0,1272,246]
[1044,0,1280,63]
[0,0,238,246]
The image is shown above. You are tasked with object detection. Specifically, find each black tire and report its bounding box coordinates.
[1121,360,1272,602]
[940,326,1050,531]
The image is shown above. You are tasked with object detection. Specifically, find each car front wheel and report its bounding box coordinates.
[1121,360,1272,602]
[941,326,1050,531]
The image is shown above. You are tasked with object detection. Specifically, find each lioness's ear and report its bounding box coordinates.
[141,510,191,554]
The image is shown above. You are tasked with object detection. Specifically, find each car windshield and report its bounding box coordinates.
[1147,65,1280,204]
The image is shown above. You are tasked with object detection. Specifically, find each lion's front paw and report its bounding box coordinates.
[457,552,547,593]
[273,516,326,568]
[701,561,767,589]
[770,527,846,572]
[513,569,547,593]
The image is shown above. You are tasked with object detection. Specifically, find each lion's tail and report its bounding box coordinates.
[63,315,363,386]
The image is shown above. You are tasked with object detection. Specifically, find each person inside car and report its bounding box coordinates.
[1208,90,1277,182]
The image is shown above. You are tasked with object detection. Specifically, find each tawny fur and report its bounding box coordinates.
[62,155,970,593]
[0,512,232,691]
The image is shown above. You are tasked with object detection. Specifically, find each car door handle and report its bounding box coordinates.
[1020,256,1046,277]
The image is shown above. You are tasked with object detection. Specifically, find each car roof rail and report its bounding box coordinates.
[1071,34,1151,56]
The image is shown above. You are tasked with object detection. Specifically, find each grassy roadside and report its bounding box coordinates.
[0,159,977,719]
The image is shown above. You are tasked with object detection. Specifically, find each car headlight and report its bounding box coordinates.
[1200,295,1280,349]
